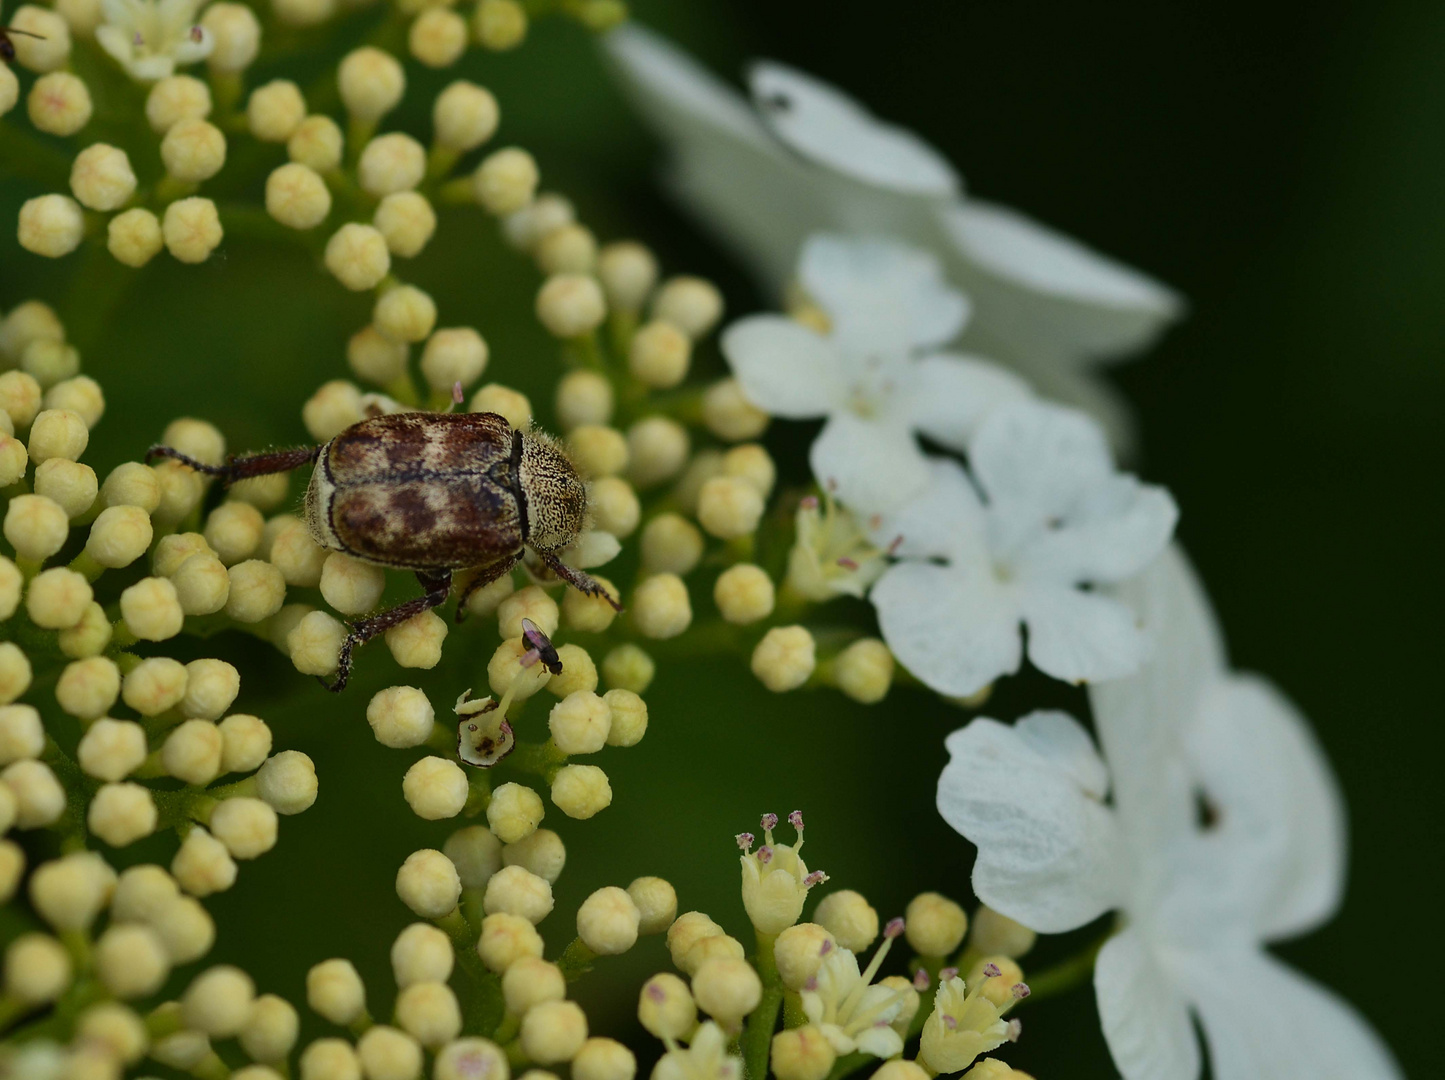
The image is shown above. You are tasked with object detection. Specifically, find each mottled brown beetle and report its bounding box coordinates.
[147,411,619,691]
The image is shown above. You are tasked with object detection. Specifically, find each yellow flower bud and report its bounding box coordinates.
[375,191,437,258]
[209,796,277,859]
[697,476,764,540]
[26,567,91,629]
[905,892,969,957]
[70,143,137,211]
[359,132,426,196]
[550,764,611,819]
[108,208,164,267]
[28,407,88,463]
[374,284,437,343]
[241,994,299,1064]
[770,1026,835,1080]
[226,559,286,622]
[255,750,318,814]
[409,8,467,68]
[535,273,606,339]
[444,824,502,887]
[338,47,406,122]
[289,115,344,172]
[218,713,272,774]
[483,863,552,924]
[751,626,816,692]
[403,756,469,820]
[202,4,261,74]
[248,79,307,142]
[95,926,170,1000]
[435,1040,508,1080]
[601,643,654,694]
[434,81,499,151]
[146,75,211,132]
[520,1000,587,1065]
[652,276,724,340]
[577,886,641,955]
[183,965,256,1037]
[325,224,392,291]
[469,382,532,428]
[626,416,689,489]
[122,656,187,716]
[630,573,691,639]
[502,955,564,1015]
[815,890,878,953]
[628,321,691,389]
[0,644,32,705]
[308,958,367,1025]
[266,163,332,230]
[774,924,835,991]
[172,825,237,896]
[396,848,461,918]
[640,513,703,576]
[536,223,597,275]
[161,118,227,182]
[602,688,647,748]
[392,923,454,988]
[395,981,462,1047]
[597,241,657,312]
[1,760,65,826]
[300,1039,361,1080]
[834,638,894,704]
[477,911,542,972]
[548,690,610,754]
[28,73,91,136]
[0,703,42,764]
[474,0,526,50]
[970,906,1037,959]
[77,1002,148,1065]
[162,197,224,264]
[76,718,147,782]
[637,973,696,1040]
[4,933,71,1004]
[555,370,613,431]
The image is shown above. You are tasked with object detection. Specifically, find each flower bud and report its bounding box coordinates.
[248,80,307,142]
[555,370,613,431]
[577,886,641,955]
[27,459,90,523]
[691,956,761,1028]
[19,192,85,257]
[482,781,542,845]
[77,1002,148,1065]
[443,825,502,889]
[273,0,334,27]
[110,864,177,921]
[535,273,606,338]
[326,224,392,291]
[550,763,611,819]
[320,552,385,614]
[375,284,437,343]
[501,827,565,884]
[74,720,146,785]
[172,825,237,895]
[224,559,285,623]
[403,756,469,820]
[562,573,620,635]
[397,848,461,918]
[548,691,610,755]
[626,416,689,489]
[587,477,639,539]
[487,637,551,700]
[640,513,703,576]
[266,163,332,230]
[628,321,691,389]
[120,656,186,717]
[205,500,265,565]
[520,1000,587,1064]
[105,207,163,267]
[630,573,691,639]
[339,47,405,122]
[504,192,573,251]
[184,965,256,1037]
[834,638,894,704]
[483,864,553,924]
[70,143,137,211]
[815,891,878,953]
[0,437,26,487]
[601,644,654,694]
[597,242,657,312]
[637,973,694,1039]
[969,906,1036,959]
[24,569,89,632]
[0,645,31,705]
[0,558,18,620]
[873,1063,930,1080]
[697,476,764,540]
[773,924,835,991]
[300,1039,361,1080]
[392,922,454,988]
[209,797,278,859]
[219,714,272,774]
[469,382,532,428]
[5,933,71,1004]
[270,518,329,586]
[653,277,724,340]
[21,338,80,390]
[568,425,628,480]
[770,1026,835,1080]
[474,0,526,49]
[45,375,104,428]
[137,894,215,963]
[905,892,968,958]
[434,81,499,151]
[88,782,157,846]
[163,197,224,264]
[203,4,261,73]
[359,132,426,196]
[256,750,318,814]
[0,841,22,901]
[395,982,463,1047]
[626,877,676,936]
[28,72,90,136]
[287,610,345,676]
[375,192,440,256]
[161,118,227,182]
[409,7,467,68]
[308,959,367,1025]
[289,115,345,171]
[172,553,229,616]
[598,689,645,749]
[502,955,564,1014]
[751,626,816,692]
[241,994,299,1064]
[83,505,150,568]
[477,911,543,972]
[152,460,205,524]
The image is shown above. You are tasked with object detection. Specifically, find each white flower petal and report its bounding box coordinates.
[937,716,1123,931]
[903,352,1032,453]
[1184,675,1346,942]
[800,992,824,1025]
[1177,948,1402,1080]
[1016,475,1178,585]
[128,54,176,81]
[873,562,1020,699]
[1013,709,1110,799]
[172,27,214,65]
[799,234,969,355]
[1094,929,1201,1080]
[853,1026,904,1060]
[939,199,1183,359]
[809,411,930,515]
[1018,584,1149,685]
[969,399,1115,517]
[748,62,959,198]
[720,315,844,418]
[95,24,135,65]
[873,456,988,563]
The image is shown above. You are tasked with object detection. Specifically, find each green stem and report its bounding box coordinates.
[741,932,780,1080]
[822,1052,871,1080]
[556,937,597,982]
[1015,934,1108,1004]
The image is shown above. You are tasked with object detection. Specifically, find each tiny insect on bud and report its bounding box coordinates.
[477,911,543,972]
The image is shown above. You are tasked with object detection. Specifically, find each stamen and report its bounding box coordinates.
[452,381,465,406]
[788,810,804,830]
[884,917,905,939]
[1007,1019,1022,1043]
[802,870,828,887]
[647,983,665,1002]
[189,25,203,41]
[942,1015,957,1030]
[757,846,773,865]
[939,967,958,982]
[1011,983,1030,999]
[735,832,754,853]
[912,969,930,991]
[887,534,904,556]
[132,31,142,45]
[819,940,833,956]
[760,812,778,831]
[982,962,1001,979]
[837,556,859,570]
[803,975,818,992]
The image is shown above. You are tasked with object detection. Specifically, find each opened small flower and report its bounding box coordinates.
[723,234,1029,514]
[918,970,1027,1075]
[935,547,1402,1080]
[870,400,1177,696]
[97,0,214,81]
[654,1020,743,1080]
[800,917,909,1058]
[606,24,1182,444]
[785,493,889,602]
[739,811,827,935]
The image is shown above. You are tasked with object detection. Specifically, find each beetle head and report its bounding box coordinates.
[517,429,587,553]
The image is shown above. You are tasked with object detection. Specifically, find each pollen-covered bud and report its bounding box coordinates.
[70,142,137,211]
[535,273,606,339]
[161,118,227,182]
[184,964,256,1037]
[403,756,469,820]
[535,222,596,275]
[602,643,654,694]
[26,567,91,629]
[307,958,367,1025]
[28,73,91,137]
[219,714,271,774]
[550,764,611,820]
[339,47,405,122]
[773,924,835,991]
[752,627,816,693]
[630,573,691,639]
[202,3,261,73]
[88,782,157,846]
[397,848,461,918]
[241,994,299,1064]
[326,223,392,291]
[4,933,72,1004]
[434,80,499,151]
[478,911,542,972]
[409,7,467,68]
[520,1000,587,1064]
[289,115,344,171]
[597,241,657,312]
[474,0,526,48]
[834,638,894,704]
[626,416,689,489]
[770,1025,835,1080]
[163,197,224,264]
[815,890,879,954]
[469,382,532,428]
[266,162,332,230]
[473,147,538,215]
[905,893,968,957]
[209,796,278,859]
[256,750,318,814]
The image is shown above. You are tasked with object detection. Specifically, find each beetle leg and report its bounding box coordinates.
[536,551,624,611]
[323,569,453,692]
[453,551,524,623]
[145,444,321,487]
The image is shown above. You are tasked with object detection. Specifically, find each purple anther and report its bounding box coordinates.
[884,917,905,939]
[761,812,779,831]
[912,969,930,991]
[1006,1019,1023,1043]
[837,556,859,570]
[886,534,904,556]
[941,1015,957,1031]
[982,963,1001,979]
[788,810,804,830]
[804,976,818,992]
[803,870,829,887]
[190,25,203,41]
[757,846,773,865]
[520,648,540,668]
[819,940,833,956]
[736,832,755,852]
[938,967,958,982]
[133,31,143,45]
[647,983,665,1002]
[800,495,819,510]
[1011,983,1030,1000]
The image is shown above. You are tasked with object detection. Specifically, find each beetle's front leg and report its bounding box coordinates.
[146,444,321,487]
[453,552,524,623]
[536,551,624,611]
[324,569,453,692]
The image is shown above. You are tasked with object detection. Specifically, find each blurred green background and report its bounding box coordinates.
[2,1,1438,1076]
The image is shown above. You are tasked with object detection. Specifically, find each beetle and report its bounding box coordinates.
[0,24,46,63]
[147,410,619,691]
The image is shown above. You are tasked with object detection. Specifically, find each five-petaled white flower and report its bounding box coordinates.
[97,0,213,81]
[935,546,1402,1080]
[722,234,1029,514]
[653,1021,742,1080]
[869,400,1177,696]
[799,918,908,1059]
[605,24,1183,446]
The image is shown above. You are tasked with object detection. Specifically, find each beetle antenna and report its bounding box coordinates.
[2,27,48,39]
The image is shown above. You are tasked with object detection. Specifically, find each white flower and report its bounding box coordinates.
[653,1021,742,1080]
[737,811,826,935]
[799,919,908,1059]
[870,400,1177,696]
[605,25,1182,446]
[97,0,213,81]
[935,546,1402,1080]
[722,234,1029,513]
[785,494,888,603]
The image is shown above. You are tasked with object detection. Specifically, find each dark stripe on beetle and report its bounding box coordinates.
[509,428,529,543]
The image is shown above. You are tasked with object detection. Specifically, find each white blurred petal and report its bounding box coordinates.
[853,1026,904,1060]
[809,411,930,515]
[872,456,988,562]
[970,400,1114,519]
[800,234,969,355]
[1178,948,1402,1080]
[1013,709,1110,798]
[1017,476,1179,585]
[872,562,1020,698]
[1019,585,1149,685]
[721,315,843,417]
[749,62,960,197]
[1094,929,1200,1080]
[903,353,1032,453]
[937,716,1122,931]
